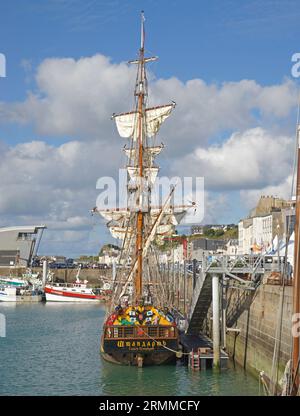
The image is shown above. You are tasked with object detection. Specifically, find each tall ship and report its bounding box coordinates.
[94,12,192,366]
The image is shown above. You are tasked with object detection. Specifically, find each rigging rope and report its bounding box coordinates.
[138,327,190,355]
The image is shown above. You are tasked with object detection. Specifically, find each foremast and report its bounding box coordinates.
[94,12,191,307]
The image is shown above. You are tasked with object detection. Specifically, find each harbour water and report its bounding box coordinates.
[0,303,261,396]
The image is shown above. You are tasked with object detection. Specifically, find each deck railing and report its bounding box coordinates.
[104,325,178,340]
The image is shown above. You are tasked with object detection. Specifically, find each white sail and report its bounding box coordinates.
[114,111,138,138]
[97,207,187,226]
[150,208,187,226]
[98,209,129,222]
[127,166,159,186]
[145,104,174,137]
[113,103,175,139]
[110,224,172,240]
[123,145,164,159]
[157,224,173,235]
[109,226,131,240]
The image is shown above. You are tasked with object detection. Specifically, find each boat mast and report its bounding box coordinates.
[292,125,300,395]
[135,11,146,304]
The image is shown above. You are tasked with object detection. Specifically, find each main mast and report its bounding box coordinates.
[95,12,180,307]
[135,11,146,304]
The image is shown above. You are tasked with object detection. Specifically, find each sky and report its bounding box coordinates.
[0,0,300,257]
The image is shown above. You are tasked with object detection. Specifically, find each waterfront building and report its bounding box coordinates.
[158,244,185,265]
[98,245,121,266]
[192,238,226,260]
[238,196,295,254]
[223,239,239,257]
[191,224,228,235]
[0,225,46,267]
[249,195,290,217]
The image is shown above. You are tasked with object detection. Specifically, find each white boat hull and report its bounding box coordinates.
[45,292,99,302]
[0,290,17,302]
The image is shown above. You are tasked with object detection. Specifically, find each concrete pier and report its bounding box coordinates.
[212,275,220,368]
[16,294,43,303]
[180,332,228,370]
[205,283,293,383]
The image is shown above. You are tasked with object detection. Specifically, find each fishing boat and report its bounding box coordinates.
[0,269,43,289]
[44,281,102,302]
[95,12,192,366]
[0,275,28,287]
[44,266,102,302]
[0,285,43,302]
[0,286,18,302]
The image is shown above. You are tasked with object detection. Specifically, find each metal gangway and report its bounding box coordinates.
[186,254,287,335]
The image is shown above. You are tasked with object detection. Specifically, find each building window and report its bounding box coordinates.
[17,232,34,241]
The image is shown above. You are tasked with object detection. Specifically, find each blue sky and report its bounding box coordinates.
[1,0,300,97]
[0,0,299,256]
[1,0,300,143]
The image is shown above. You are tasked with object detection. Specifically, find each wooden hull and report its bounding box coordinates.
[100,326,179,366]
[101,349,176,366]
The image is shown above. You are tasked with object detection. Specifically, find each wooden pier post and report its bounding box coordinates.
[212,274,220,368]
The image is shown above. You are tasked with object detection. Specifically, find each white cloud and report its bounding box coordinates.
[150,77,297,156]
[0,54,297,152]
[0,55,136,137]
[171,127,294,191]
[0,54,298,254]
[240,174,294,213]
[0,139,123,253]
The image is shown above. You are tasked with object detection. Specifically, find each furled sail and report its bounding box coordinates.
[113,103,175,139]
[109,223,173,241]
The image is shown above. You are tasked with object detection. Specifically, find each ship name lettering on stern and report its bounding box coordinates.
[99,400,134,414]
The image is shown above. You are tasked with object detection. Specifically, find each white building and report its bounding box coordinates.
[238,213,282,254]
[225,239,239,256]
[98,246,121,266]
[238,218,253,254]
[160,245,185,264]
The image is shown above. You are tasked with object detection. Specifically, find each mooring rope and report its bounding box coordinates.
[138,327,190,356]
